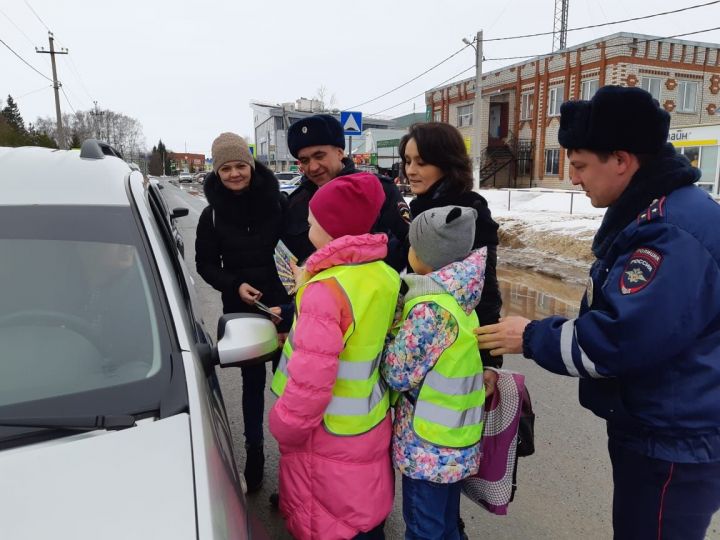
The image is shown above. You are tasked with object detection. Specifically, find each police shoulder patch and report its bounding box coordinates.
[620,247,662,295]
[398,201,411,224]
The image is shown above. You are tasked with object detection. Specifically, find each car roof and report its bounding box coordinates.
[0,145,132,207]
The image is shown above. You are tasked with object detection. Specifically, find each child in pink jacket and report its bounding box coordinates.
[269,172,401,540]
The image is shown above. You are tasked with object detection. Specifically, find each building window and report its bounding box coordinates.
[548,86,563,117]
[520,92,534,121]
[545,148,560,175]
[456,104,473,127]
[680,145,718,193]
[580,79,599,100]
[640,77,661,100]
[677,81,698,113]
[433,110,442,122]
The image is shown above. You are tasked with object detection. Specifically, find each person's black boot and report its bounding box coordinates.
[244,443,264,493]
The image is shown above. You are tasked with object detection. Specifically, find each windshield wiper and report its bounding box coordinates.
[0,414,137,431]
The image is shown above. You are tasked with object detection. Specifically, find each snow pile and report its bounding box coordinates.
[482,189,604,283]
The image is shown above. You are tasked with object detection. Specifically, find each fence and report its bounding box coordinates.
[488,188,603,215]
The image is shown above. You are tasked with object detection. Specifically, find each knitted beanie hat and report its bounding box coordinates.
[211,132,255,172]
[409,206,477,270]
[309,172,385,239]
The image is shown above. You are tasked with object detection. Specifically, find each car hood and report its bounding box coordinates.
[0,414,196,540]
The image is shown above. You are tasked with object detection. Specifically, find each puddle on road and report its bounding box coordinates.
[498,265,585,319]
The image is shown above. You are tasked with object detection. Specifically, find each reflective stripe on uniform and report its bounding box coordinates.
[560,319,606,378]
[576,334,606,379]
[560,319,581,376]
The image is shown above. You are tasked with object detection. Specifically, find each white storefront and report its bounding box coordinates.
[668,124,720,195]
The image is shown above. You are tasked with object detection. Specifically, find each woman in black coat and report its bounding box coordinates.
[195,132,289,493]
[400,122,504,370]
[400,122,503,539]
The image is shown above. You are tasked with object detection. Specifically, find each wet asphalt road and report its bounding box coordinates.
[158,178,719,540]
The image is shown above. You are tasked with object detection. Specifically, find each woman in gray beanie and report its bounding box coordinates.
[195,132,290,493]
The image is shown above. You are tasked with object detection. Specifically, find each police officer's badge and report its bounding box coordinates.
[620,247,662,295]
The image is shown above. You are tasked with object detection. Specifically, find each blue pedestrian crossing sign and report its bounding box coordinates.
[341,111,363,136]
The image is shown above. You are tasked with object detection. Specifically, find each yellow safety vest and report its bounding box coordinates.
[271,260,400,436]
[405,291,485,448]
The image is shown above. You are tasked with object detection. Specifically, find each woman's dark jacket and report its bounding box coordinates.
[195,162,290,318]
[410,179,503,367]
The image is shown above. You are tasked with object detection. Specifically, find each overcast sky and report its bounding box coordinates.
[3,0,719,156]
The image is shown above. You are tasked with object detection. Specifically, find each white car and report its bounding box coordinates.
[279,175,302,195]
[275,171,300,182]
[0,141,275,540]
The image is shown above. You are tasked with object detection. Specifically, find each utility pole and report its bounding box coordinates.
[36,32,68,149]
[90,101,104,140]
[463,30,483,190]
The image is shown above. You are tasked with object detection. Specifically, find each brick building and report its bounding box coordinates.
[168,152,206,174]
[425,32,720,195]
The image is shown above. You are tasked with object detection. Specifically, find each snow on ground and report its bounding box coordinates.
[405,187,604,282]
[481,188,604,283]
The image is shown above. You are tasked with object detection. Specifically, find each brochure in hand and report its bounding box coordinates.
[274,240,298,294]
[254,299,281,321]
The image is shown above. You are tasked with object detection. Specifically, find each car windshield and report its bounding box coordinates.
[0,206,170,415]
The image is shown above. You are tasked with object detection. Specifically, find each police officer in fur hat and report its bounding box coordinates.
[282,114,410,271]
[476,85,720,539]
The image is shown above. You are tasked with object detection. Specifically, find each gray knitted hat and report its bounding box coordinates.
[211,132,255,172]
[409,206,477,270]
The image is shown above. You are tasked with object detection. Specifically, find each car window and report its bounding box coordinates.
[0,206,169,409]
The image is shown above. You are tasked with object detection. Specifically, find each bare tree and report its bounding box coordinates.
[35,108,146,159]
[314,86,329,111]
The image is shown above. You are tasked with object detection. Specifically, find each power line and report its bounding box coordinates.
[52,35,94,104]
[60,54,94,103]
[350,2,718,116]
[60,86,76,115]
[484,0,720,42]
[24,0,50,32]
[483,26,720,63]
[15,84,52,100]
[367,24,720,118]
[0,6,36,47]
[348,43,472,109]
[369,65,475,117]
[0,36,52,81]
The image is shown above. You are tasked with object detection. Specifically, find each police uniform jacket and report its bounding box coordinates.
[523,144,720,464]
[281,157,410,271]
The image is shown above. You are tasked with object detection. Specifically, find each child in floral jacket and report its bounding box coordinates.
[381,206,487,539]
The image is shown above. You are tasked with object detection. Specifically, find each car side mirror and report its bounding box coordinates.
[215,314,279,368]
[171,207,189,219]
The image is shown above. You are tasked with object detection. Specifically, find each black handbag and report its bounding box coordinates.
[516,384,536,457]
